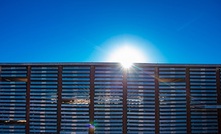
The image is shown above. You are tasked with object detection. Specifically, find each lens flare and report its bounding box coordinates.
[109,45,146,68]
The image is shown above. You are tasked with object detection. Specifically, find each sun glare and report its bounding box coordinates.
[109,45,146,68]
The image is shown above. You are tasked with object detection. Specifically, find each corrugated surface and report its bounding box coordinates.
[61,66,90,133]
[190,68,218,133]
[30,67,58,133]
[0,63,221,134]
[0,66,26,134]
[127,67,155,134]
[94,66,123,133]
[159,67,187,134]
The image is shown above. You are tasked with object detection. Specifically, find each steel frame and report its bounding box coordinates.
[0,63,221,134]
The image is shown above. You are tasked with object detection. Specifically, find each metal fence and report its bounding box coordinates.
[0,63,221,134]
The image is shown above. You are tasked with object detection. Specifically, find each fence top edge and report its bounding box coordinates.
[0,62,221,67]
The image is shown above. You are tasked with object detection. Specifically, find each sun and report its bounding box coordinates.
[109,45,146,68]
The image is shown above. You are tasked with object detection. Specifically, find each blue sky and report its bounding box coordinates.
[0,0,221,63]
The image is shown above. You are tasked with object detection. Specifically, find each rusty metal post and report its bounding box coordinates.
[26,66,31,134]
[154,67,159,134]
[89,65,95,134]
[122,69,128,134]
[186,67,191,134]
[57,66,62,134]
[216,68,221,133]
[0,66,1,81]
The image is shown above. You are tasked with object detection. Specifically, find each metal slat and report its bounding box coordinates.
[159,67,186,134]
[94,66,123,133]
[190,67,218,134]
[29,67,58,133]
[0,66,27,133]
[127,66,155,134]
[61,66,90,134]
[1,63,221,134]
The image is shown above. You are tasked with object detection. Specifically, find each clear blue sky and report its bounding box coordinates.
[0,0,221,63]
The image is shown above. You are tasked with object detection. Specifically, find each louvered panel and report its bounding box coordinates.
[30,67,58,133]
[159,67,186,134]
[0,66,27,134]
[94,66,123,133]
[0,66,27,77]
[61,66,90,133]
[126,67,155,134]
[220,68,221,100]
[1,63,221,134]
[190,68,218,133]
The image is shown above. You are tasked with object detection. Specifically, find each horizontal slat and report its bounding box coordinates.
[0,64,220,134]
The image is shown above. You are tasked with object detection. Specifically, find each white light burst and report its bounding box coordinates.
[109,45,146,68]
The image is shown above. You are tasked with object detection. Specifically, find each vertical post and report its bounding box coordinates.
[122,69,128,134]
[186,67,191,134]
[89,65,95,134]
[154,67,159,134]
[216,68,221,133]
[57,66,62,134]
[26,66,31,134]
[0,66,2,81]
